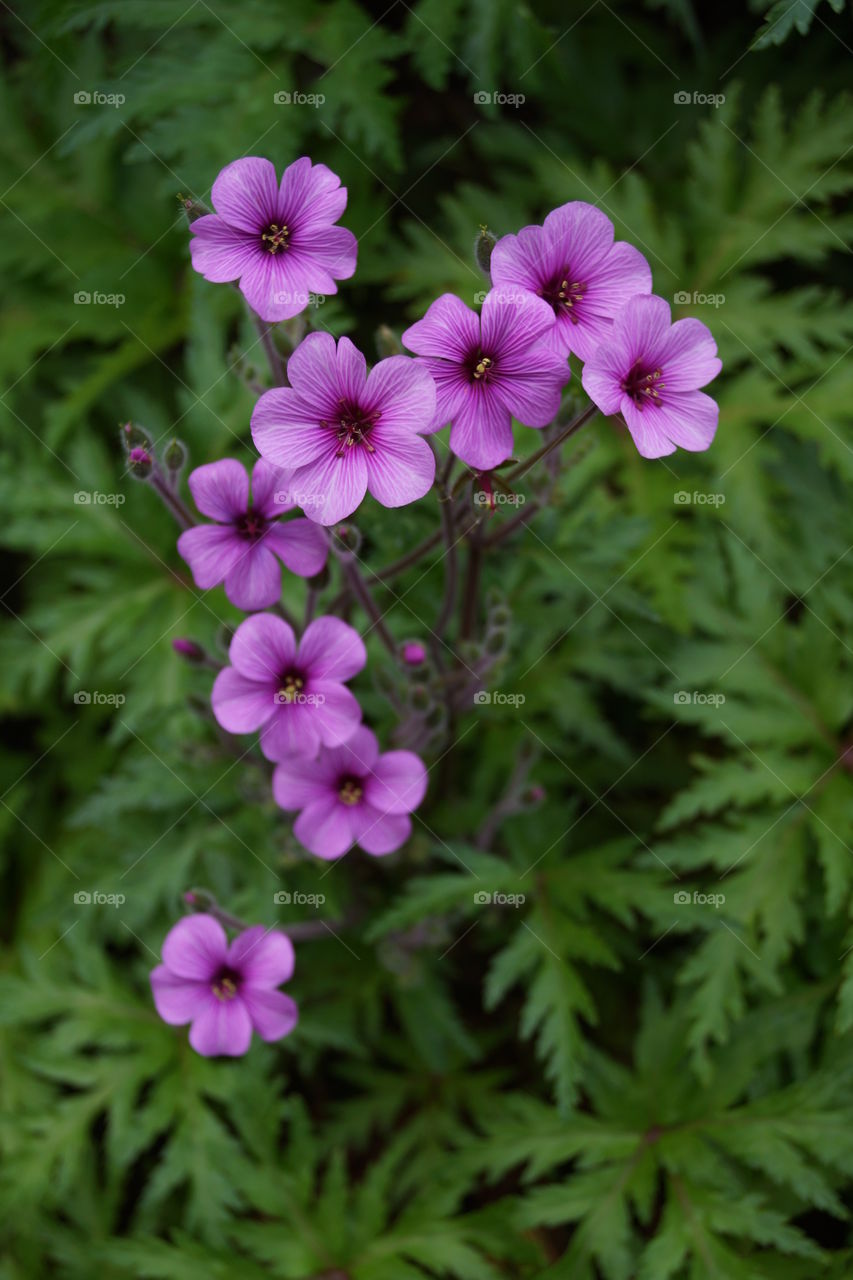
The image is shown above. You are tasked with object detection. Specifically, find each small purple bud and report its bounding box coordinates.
[172,637,205,663]
[333,522,362,557]
[127,445,153,479]
[402,641,427,666]
[521,783,546,808]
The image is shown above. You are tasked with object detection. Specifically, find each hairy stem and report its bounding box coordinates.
[506,403,598,484]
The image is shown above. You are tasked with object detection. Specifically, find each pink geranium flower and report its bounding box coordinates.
[581,294,722,458]
[189,156,357,322]
[401,288,569,470]
[273,725,427,859]
[212,612,365,761]
[490,202,652,362]
[177,458,328,611]
[251,333,436,525]
[150,914,298,1057]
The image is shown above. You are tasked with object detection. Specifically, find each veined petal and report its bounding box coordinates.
[188,459,249,522]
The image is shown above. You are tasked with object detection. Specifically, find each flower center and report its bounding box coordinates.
[321,399,381,458]
[541,274,586,323]
[211,967,240,1001]
[237,505,267,541]
[276,672,305,703]
[261,222,290,254]
[338,776,363,806]
[467,351,495,383]
[621,360,666,409]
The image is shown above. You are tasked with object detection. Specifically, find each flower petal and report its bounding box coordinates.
[366,429,436,508]
[363,355,436,434]
[189,215,257,282]
[294,796,356,859]
[224,543,282,611]
[310,680,364,747]
[211,666,276,733]
[212,156,279,232]
[229,613,296,682]
[150,966,206,1025]
[298,617,367,680]
[242,988,299,1041]
[227,925,295,988]
[273,753,338,809]
[188,459,249,522]
[177,524,245,590]
[251,458,290,517]
[161,914,227,982]
[278,156,348,230]
[448,386,514,470]
[657,318,722,391]
[364,750,428,815]
[402,294,480,362]
[260,701,322,762]
[189,995,253,1057]
[266,519,329,578]
[357,808,412,856]
[251,386,334,470]
[289,443,369,525]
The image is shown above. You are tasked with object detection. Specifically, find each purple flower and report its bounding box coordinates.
[581,295,722,458]
[212,612,365,761]
[177,458,328,611]
[189,157,357,322]
[251,333,436,526]
[150,914,298,1057]
[401,288,569,470]
[490,202,652,362]
[272,725,427,859]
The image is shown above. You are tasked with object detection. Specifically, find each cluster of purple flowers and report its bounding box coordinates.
[152,153,722,1057]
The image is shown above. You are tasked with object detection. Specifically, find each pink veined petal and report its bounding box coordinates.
[294,796,357,859]
[542,201,615,280]
[265,520,329,578]
[228,925,295,988]
[580,240,652,319]
[402,294,480,362]
[212,156,280,232]
[490,222,560,294]
[581,346,629,416]
[211,666,277,734]
[288,441,369,526]
[177,524,245,590]
[614,294,673,365]
[298,616,367,680]
[251,458,290,517]
[229,613,296,682]
[547,305,615,362]
[619,397,678,458]
[189,995,253,1057]
[288,224,357,284]
[242,988,299,1041]
[238,252,294,323]
[364,750,428,815]
[251,387,336,471]
[150,966,207,1025]
[421,358,472,432]
[285,331,340,399]
[334,336,368,403]
[362,355,436,434]
[365,429,436,508]
[223,543,282,612]
[189,215,258,283]
[310,680,364,747]
[490,347,568,429]
[272,753,339,810]
[356,807,412,856]
[188,459,249,522]
[448,386,514,470]
[480,288,556,361]
[646,390,719,453]
[278,156,348,229]
[260,700,322,762]
[656,318,722,391]
[161,914,227,982]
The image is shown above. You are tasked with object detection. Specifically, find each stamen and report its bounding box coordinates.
[277,673,305,703]
[261,223,290,254]
[338,777,363,806]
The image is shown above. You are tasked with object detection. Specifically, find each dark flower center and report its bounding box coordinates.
[621,360,665,410]
[321,398,382,458]
[276,672,305,704]
[540,274,586,324]
[338,776,363,806]
[236,505,267,541]
[467,350,495,384]
[261,222,290,254]
[211,967,241,1001]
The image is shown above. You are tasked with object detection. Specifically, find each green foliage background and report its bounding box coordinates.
[2,1,853,1275]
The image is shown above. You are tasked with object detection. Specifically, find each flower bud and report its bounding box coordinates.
[184,886,217,910]
[375,324,402,358]
[177,193,207,224]
[333,522,362,557]
[409,682,433,712]
[475,225,497,279]
[164,438,187,475]
[172,637,205,663]
[402,641,427,666]
[520,783,546,809]
[127,445,154,479]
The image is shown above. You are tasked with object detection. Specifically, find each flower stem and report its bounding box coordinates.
[343,559,398,658]
[256,319,287,385]
[149,467,196,530]
[505,403,598,484]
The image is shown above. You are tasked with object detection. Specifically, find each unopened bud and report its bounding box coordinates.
[333,522,362,557]
[484,628,506,656]
[520,783,545,808]
[177,193,207,224]
[409,683,432,712]
[184,886,216,911]
[164,438,187,474]
[375,324,402,358]
[172,637,205,663]
[402,641,427,666]
[127,445,154,479]
[475,225,497,278]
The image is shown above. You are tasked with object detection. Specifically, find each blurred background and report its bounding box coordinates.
[2,1,853,1276]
